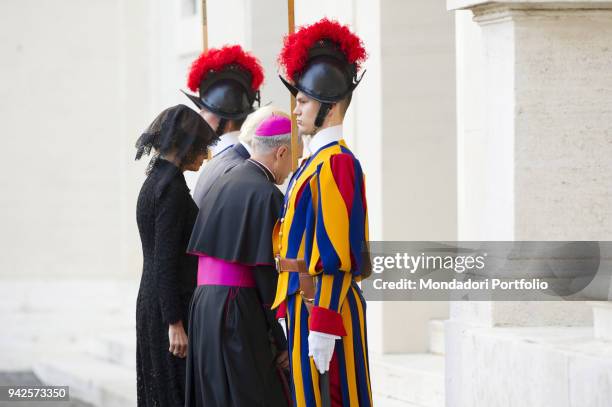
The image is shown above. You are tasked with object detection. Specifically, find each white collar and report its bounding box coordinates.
[211,131,240,156]
[307,125,343,155]
[240,140,253,156]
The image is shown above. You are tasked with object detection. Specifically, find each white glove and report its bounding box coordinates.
[278,318,287,338]
[308,331,340,374]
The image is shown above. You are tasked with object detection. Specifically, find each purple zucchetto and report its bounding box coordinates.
[254,115,291,137]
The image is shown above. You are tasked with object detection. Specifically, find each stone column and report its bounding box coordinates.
[450,0,612,324]
[447,1,612,405]
[363,0,457,353]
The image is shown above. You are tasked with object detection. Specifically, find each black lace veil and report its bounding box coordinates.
[135,104,218,174]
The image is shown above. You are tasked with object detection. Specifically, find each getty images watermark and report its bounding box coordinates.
[371,251,548,291]
[360,241,612,301]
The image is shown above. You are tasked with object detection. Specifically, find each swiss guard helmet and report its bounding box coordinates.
[278,19,367,128]
[183,45,264,135]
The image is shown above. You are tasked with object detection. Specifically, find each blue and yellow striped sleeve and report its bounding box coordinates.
[309,153,368,336]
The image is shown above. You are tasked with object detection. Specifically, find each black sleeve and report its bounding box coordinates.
[153,182,185,325]
[253,265,287,351]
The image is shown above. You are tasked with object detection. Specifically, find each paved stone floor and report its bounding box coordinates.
[0,371,92,406]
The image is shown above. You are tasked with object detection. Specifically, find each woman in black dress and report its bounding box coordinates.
[134,105,217,407]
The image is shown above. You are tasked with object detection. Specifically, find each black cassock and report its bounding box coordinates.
[185,159,290,407]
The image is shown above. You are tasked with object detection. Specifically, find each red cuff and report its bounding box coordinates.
[309,306,347,336]
[275,301,287,319]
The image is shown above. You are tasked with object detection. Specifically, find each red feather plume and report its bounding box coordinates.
[187,45,264,92]
[279,18,367,81]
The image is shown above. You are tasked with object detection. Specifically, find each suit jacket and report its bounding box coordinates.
[192,143,250,207]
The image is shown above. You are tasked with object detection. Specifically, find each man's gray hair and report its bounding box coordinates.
[251,133,295,154]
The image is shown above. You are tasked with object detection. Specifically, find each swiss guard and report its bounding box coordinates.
[182,45,264,205]
[272,18,373,407]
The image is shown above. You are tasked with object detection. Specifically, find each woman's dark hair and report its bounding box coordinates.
[135,104,218,173]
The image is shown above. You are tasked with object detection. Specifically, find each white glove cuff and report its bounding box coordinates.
[310,330,341,341]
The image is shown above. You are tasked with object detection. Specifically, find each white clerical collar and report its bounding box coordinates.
[211,131,240,156]
[240,140,253,156]
[308,125,343,155]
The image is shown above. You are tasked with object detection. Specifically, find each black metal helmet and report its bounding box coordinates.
[183,45,264,121]
[279,39,363,104]
[278,19,367,126]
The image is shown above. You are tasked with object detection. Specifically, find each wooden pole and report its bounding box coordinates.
[288,0,299,171]
[201,0,208,52]
[201,0,213,159]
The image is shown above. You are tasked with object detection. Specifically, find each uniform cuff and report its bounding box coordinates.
[275,300,287,319]
[309,306,347,336]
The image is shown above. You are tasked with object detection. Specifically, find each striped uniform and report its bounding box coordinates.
[272,139,372,407]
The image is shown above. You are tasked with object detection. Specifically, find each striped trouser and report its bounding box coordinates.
[286,282,372,407]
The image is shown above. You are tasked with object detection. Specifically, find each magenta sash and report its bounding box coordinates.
[197,255,256,287]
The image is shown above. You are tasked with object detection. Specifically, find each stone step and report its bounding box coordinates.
[32,348,441,407]
[428,319,446,355]
[79,334,443,406]
[445,324,612,406]
[373,394,425,407]
[0,280,139,314]
[33,353,136,407]
[85,333,136,369]
[370,353,444,407]
[0,371,94,406]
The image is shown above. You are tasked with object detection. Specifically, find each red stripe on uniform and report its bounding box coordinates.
[330,154,356,214]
